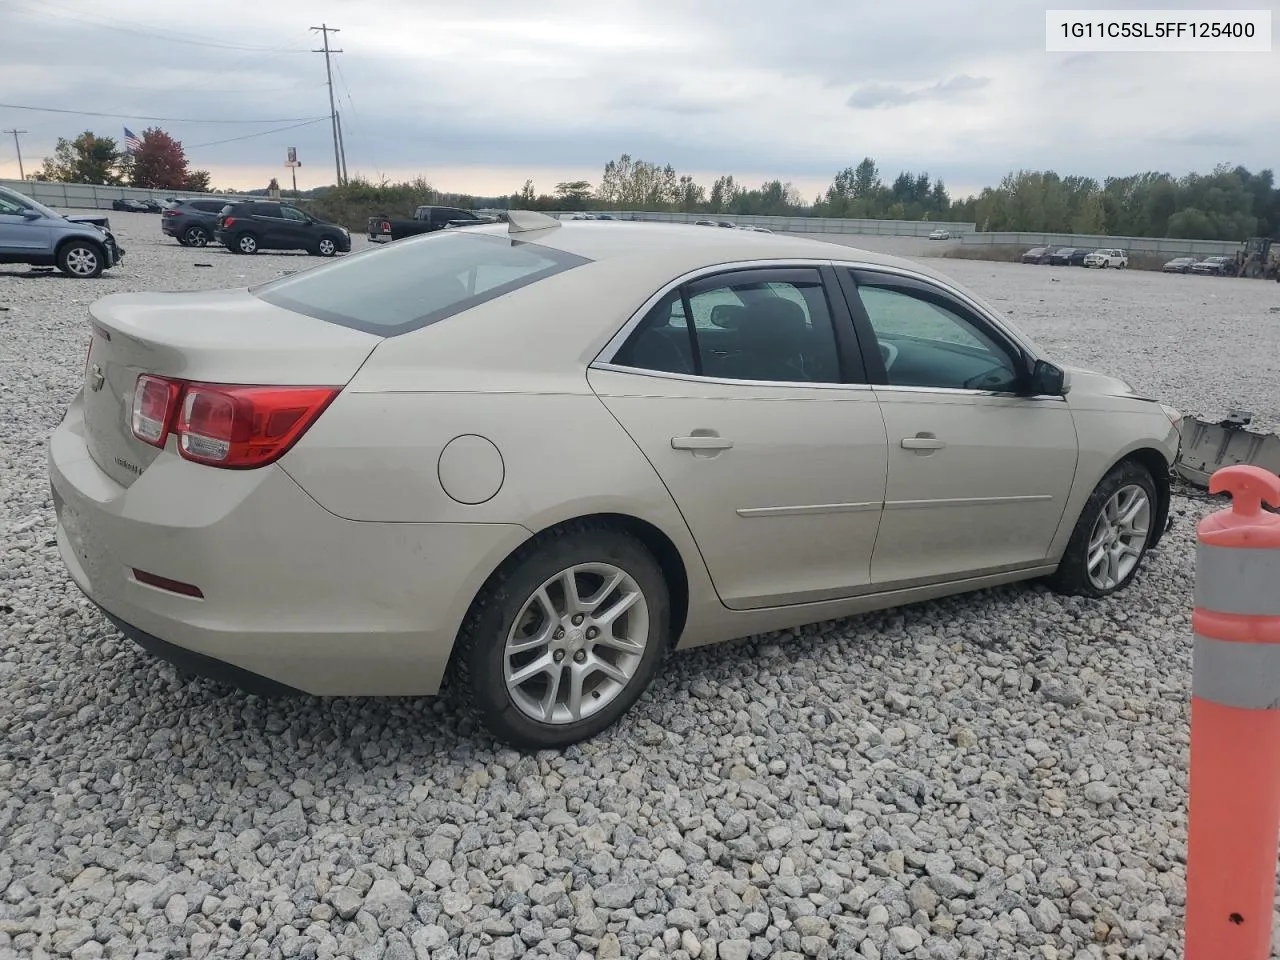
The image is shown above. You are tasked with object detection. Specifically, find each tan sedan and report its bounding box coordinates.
[48,213,1182,748]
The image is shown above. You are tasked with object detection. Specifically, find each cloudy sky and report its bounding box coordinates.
[1,0,1276,200]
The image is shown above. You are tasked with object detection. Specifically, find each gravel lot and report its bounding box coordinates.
[2,213,1277,960]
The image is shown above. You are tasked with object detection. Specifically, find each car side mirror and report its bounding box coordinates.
[22,209,41,220]
[1029,359,1069,396]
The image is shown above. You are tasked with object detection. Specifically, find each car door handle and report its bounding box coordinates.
[671,435,733,451]
[901,435,946,450]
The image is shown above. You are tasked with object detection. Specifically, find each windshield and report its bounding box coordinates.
[252,230,590,335]
[0,186,61,220]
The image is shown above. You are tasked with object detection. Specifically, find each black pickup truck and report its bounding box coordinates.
[367,205,496,243]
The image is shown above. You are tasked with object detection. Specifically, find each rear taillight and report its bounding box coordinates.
[222,216,236,228]
[131,375,181,446]
[129,377,339,469]
[381,221,390,232]
[163,209,178,217]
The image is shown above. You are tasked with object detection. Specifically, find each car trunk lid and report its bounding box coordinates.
[82,288,382,488]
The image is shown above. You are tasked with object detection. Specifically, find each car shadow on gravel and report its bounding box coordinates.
[44,498,1198,795]
[68,579,1057,769]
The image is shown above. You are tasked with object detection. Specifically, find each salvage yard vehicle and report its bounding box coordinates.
[928,229,951,240]
[0,184,125,278]
[1049,247,1089,266]
[368,205,492,243]
[161,198,229,248]
[1162,256,1197,274]
[48,214,1182,748]
[1020,246,1052,264]
[215,200,351,256]
[1083,248,1128,269]
[1190,255,1233,276]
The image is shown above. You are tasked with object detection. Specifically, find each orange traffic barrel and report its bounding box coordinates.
[1185,464,1280,959]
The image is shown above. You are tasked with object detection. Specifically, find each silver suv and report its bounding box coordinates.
[0,185,124,278]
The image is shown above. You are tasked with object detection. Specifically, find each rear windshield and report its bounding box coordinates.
[251,231,590,336]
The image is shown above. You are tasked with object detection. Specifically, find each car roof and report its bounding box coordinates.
[460,219,941,276]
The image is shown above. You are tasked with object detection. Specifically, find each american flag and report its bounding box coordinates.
[123,127,141,154]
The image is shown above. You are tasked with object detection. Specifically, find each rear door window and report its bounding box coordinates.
[251,232,590,335]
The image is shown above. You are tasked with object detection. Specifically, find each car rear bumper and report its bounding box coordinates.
[48,391,530,696]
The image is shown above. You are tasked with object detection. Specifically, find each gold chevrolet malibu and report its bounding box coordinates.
[49,213,1182,748]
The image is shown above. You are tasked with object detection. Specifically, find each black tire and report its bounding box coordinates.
[452,521,670,749]
[1048,460,1158,598]
[234,233,258,255]
[315,236,338,257]
[56,241,104,279]
[183,225,210,247]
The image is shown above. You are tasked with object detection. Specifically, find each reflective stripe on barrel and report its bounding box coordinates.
[1194,544,1280,616]
[1193,634,1280,710]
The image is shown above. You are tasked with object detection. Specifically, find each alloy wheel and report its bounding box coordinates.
[503,562,649,724]
[1086,484,1150,590]
[64,247,99,277]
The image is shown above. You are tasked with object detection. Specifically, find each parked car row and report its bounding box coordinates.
[1023,247,1130,268]
[111,198,167,213]
[164,198,351,257]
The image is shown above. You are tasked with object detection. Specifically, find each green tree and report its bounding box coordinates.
[554,180,593,209]
[38,131,123,184]
[184,169,213,193]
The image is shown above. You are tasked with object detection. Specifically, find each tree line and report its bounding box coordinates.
[498,155,1278,240]
[32,128,211,192]
[35,130,1274,242]
[952,165,1279,240]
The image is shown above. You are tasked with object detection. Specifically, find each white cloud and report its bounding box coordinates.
[1,0,1276,196]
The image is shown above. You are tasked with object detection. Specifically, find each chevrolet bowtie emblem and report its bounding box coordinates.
[89,363,105,392]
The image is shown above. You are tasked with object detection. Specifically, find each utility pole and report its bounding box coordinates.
[310,23,344,187]
[335,111,349,185]
[4,129,27,180]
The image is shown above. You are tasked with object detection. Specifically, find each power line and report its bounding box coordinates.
[0,102,329,124]
[12,0,310,53]
[186,118,328,150]
[3,129,27,179]
[310,23,345,187]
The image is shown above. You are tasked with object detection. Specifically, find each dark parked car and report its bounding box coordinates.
[215,200,351,256]
[1048,247,1089,266]
[1020,246,1052,264]
[162,198,231,247]
[367,205,491,243]
[1162,256,1198,274]
[112,198,149,213]
[1190,256,1234,276]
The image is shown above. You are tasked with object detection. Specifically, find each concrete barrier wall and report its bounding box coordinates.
[556,210,978,237]
[962,230,1241,257]
[0,178,254,209]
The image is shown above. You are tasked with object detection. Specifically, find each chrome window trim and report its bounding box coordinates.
[830,259,1044,362]
[593,258,837,357]
[589,361,877,393]
[590,256,1052,394]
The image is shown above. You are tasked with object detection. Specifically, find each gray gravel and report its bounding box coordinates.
[3,212,1277,959]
